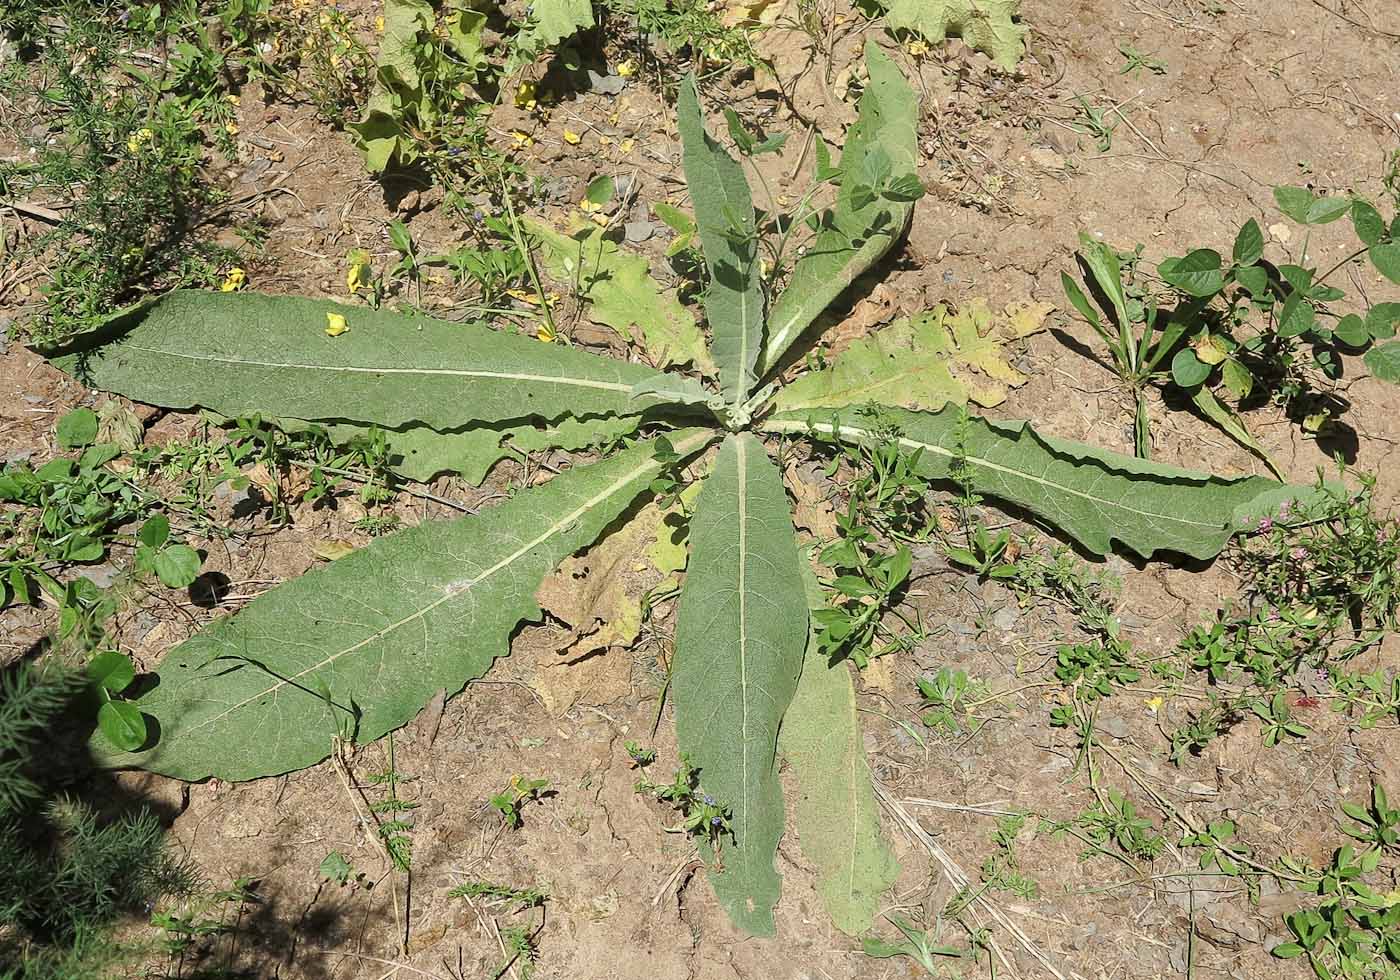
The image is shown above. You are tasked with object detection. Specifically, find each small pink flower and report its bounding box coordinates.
[1258,517,1274,533]
[1291,547,1307,560]
[1278,501,1292,517]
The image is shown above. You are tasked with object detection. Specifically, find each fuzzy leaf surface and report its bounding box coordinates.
[311,414,643,485]
[878,0,1025,69]
[761,42,920,374]
[775,300,1048,413]
[779,565,896,935]
[527,218,715,374]
[50,291,668,431]
[765,407,1314,560]
[677,77,763,406]
[673,433,808,935]
[91,432,714,780]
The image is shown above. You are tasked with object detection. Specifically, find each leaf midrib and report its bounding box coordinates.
[120,344,636,393]
[764,418,1231,531]
[185,432,708,734]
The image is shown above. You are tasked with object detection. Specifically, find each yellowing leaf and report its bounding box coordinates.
[527,218,715,374]
[876,0,1026,70]
[775,299,1049,413]
[313,539,357,561]
[346,249,372,294]
[325,312,350,336]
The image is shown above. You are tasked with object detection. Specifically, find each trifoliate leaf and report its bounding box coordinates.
[775,300,1049,413]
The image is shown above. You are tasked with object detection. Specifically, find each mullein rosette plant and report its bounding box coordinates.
[44,43,1315,937]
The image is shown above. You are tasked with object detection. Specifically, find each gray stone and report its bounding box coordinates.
[991,605,1019,632]
[586,70,626,95]
[623,220,655,243]
[1096,714,1131,739]
[81,564,121,589]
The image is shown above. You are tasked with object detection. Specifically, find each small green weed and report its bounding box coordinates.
[447,880,548,910]
[490,775,550,831]
[1117,42,1167,76]
[862,913,964,971]
[635,756,732,850]
[916,667,987,736]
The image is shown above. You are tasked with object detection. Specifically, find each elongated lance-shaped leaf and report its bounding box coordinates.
[91,430,715,780]
[672,433,808,936]
[49,291,679,431]
[677,77,764,407]
[779,558,897,935]
[764,406,1316,560]
[297,414,645,485]
[758,41,919,376]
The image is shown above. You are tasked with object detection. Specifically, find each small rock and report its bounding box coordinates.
[1027,146,1066,170]
[239,157,272,182]
[991,605,1019,632]
[5,450,33,467]
[586,70,626,95]
[22,394,44,406]
[623,220,655,243]
[1097,714,1131,739]
[81,564,121,589]
[213,481,253,510]
[1269,222,1291,244]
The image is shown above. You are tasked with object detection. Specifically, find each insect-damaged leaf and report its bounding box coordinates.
[765,407,1317,560]
[876,0,1026,69]
[760,41,920,375]
[774,300,1049,413]
[91,431,714,780]
[677,76,764,406]
[49,291,672,432]
[673,433,808,935]
[526,218,716,374]
[779,563,897,935]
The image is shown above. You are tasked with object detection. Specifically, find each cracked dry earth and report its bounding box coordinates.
[3,0,1400,977]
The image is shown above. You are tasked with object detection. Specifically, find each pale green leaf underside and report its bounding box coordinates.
[780,562,897,935]
[881,0,1026,70]
[51,291,669,431]
[765,406,1313,560]
[759,40,920,376]
[92,431,714,780]
[673,433,808,936]
[526,218,715,374]
[677,77,764,406]
[524,0,594,48]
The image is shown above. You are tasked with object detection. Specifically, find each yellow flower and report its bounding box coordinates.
[220,267,247,292]
[1145,696,1164,713]
[616,59,636,78]
[226,94,241,106]
[563,129,581,145]
[618,138,635,154]
[325,312,350,337]
[579,198,603,214]
[598,135,613,146]
[345,248,372,294]
[225,121,239,137]
[509,130,534,149]
[537,320,557,343]
[126,127,154,154]
[908,39,930,57]
[515,81,538,110]
[374,14,384,31]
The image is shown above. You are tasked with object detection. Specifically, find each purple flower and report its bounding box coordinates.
[1258,517,1273,533]
[702,794,715,806]
[710,816,722,826]
[1291,547,1307,560]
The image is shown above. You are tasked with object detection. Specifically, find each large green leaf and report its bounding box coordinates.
[779,562,897,935]
[311,414,644,484]
[774,301,1048,413]
[50,291,672,430]
[672,433,808,935]
[878,0,1026,70]
[759,41,920,375]
[526,218,715,374]
[677,77,763,407]
[764,406,1313,560]
[92,431,714,780]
